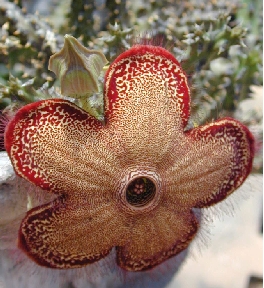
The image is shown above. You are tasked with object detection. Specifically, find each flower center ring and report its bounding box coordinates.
[117,169,162,213]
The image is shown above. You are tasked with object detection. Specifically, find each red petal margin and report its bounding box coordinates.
[4,99,103,190]
[104,45,190,127]
[18,196,112,268]
[189,117,255,207]
[4,101,40,156]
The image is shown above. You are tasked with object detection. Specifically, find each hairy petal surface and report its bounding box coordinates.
[164,118,254,209]
[19,196,127,268]
[116,205,198,271]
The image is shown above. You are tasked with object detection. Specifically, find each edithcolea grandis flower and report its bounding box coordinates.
[4,35,254,273]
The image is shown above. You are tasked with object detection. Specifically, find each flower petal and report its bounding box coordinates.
[18,196,127,268]
[163,118,254,208]
[104,45,190,162]
[116,205,198,271]
[4,99,116,200]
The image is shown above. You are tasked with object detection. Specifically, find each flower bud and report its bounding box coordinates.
[48,35,108,98]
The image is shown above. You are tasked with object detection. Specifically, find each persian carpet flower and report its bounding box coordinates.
[4,43,254,272]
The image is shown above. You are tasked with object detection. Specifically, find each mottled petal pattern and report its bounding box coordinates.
[104,46,190,165]
[164,118,254,209]
[5,100,115,198]
[18,197,127,268]
[4,43,254,271]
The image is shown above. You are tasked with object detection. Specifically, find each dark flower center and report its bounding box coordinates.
[125,177,156,207]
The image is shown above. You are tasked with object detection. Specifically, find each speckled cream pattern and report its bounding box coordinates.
[4,45,254,271]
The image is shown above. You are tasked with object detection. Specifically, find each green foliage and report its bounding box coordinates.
[0,75,39,110]
[67,0,127,45]
[92,23,133,62]
[67,0,97,43]
[0,75,60,111]
[0,1,63,87]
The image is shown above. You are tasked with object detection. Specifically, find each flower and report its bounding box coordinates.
[4,44,254,272]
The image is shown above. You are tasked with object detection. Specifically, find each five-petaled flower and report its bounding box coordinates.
[4,44,254,272]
